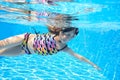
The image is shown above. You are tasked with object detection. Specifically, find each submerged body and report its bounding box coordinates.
[0,27,77,56]
[22,33,67,55]
[0,0,100,70]
[0,27,100,70]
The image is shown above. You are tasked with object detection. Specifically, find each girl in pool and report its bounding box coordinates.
[0,25,100,70]
[0,0,100,70]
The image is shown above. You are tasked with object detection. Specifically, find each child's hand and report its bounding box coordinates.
[93,65,101,70]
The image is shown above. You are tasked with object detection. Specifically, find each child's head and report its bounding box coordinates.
[59,27,79,43]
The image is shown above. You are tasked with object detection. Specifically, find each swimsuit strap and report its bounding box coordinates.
[21,33,31,54]
[57,45,68,51]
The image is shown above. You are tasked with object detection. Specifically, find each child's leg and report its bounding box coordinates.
[0,34,24,49]
[0,45,24,56]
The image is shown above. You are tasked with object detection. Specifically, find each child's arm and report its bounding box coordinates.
[63,47,101,70]
[0,34,24,49]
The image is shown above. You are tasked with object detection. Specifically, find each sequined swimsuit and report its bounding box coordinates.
[22,33,67,55]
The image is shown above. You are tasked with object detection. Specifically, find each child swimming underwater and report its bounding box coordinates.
[0,0,100,70]
[0,26,100,70]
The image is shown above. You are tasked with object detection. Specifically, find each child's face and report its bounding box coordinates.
[59,28,79,43]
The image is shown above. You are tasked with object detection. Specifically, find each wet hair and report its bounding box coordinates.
[48,27,62,35]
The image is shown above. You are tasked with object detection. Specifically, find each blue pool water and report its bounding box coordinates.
[0,0,120,80]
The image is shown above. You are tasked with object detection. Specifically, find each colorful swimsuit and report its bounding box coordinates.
[21,33,31,54]
[22,33,67,55]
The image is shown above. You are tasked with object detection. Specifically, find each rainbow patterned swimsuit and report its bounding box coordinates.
[22,33,67,55]
[33,33,58,55]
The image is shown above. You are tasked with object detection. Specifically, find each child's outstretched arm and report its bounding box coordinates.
[63,47,101,70]
[0,34,24,49]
